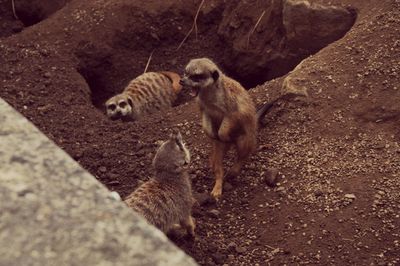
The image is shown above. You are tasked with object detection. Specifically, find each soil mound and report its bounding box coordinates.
[0,0,399,265]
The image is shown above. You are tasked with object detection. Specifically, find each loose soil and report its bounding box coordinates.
[0,0,399,265]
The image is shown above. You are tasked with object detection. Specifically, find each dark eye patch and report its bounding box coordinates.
[119,101,127,108]
[175,139,185,151]
[189,74,207,82]
[107,104,116,111]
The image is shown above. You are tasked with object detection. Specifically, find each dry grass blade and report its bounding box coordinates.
[247,10,266,49]
[11,0,19,20]
[143,50,155,74]
[176,0,205,51]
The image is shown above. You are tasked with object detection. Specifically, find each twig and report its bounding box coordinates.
[176,0,205,51]
[265,244,277,250]
[143,50,155,74]
[247,10,266,49]
[11,0,19,20]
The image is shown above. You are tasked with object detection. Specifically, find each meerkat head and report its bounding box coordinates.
[153,130,191,174]
[105,94,134,120]
[180,58,221,96]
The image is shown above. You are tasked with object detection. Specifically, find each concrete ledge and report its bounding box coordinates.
[0,98,197,265]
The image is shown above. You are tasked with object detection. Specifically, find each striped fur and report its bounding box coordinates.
[124,131,195,237]
[105,71,182,120]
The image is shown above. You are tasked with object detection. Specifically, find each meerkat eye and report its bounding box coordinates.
[107,104,116,111]
[119,101,127,108]
[190,74,206,82]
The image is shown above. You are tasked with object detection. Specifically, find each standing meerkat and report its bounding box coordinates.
[124,130,195,237]
[105,71,182,121]
[180,58,274,200]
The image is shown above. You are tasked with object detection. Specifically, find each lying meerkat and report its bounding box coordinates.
[105,71,182,120]
[180,58,276,200]
[124,130,195,237]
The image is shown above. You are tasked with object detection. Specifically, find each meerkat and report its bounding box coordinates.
[105,71,182,120]
[124,130,195,237]
[180,58,277,200]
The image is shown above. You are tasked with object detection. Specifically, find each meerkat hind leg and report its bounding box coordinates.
[210,140,230,200]
[180,215,196,238]
[217,116,238,142]
[227,134,256,178]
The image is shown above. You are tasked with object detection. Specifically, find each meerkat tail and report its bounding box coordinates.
[256,90,310,123]
[159,71,182,94]
[256,101,275,123]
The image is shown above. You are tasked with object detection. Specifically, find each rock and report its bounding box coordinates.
[211,252,225,264]
[217,0,356,86]
[98,166,107,173]
[314,189,324,197]
[223,181,233,191]
[107,180,120,186]
[264,168,279,187]
[344,194,356,200]
[194,192,212,206]
[0,98,196,265]
[283,0,356,52]
[208,209,220,218]
[235,246,247,254]
[227,242,237,252]
[43,72,51,78]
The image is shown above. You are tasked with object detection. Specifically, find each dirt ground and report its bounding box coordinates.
[0,0,399,265]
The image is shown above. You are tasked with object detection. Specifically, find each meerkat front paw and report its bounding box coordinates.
[210,183,223,200]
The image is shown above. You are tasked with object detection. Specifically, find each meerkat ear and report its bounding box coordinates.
[212,70,219,81]
[127,97,133,108]
[172,130,184,148]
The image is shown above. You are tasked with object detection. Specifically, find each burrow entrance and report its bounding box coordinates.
[74,0,356,111]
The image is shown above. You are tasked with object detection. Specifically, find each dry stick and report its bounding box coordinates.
[11,0,19,20]
[143,50,155,74]
[246,10,266,49]
[176,0,205,51]
[265,244,277,250]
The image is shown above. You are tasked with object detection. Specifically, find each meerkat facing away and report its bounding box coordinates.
[180,58,275,200]
[105,71,182,121]
[124,131,195,237]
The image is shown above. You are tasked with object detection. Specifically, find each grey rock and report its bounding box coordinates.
[0,98,197,266]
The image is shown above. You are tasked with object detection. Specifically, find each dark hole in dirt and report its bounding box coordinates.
[13,0,69,26]
[0,0,24,37]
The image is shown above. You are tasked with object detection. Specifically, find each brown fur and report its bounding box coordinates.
[180,58,257,199]
[105,71,182,120]
[124,131,195,237]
